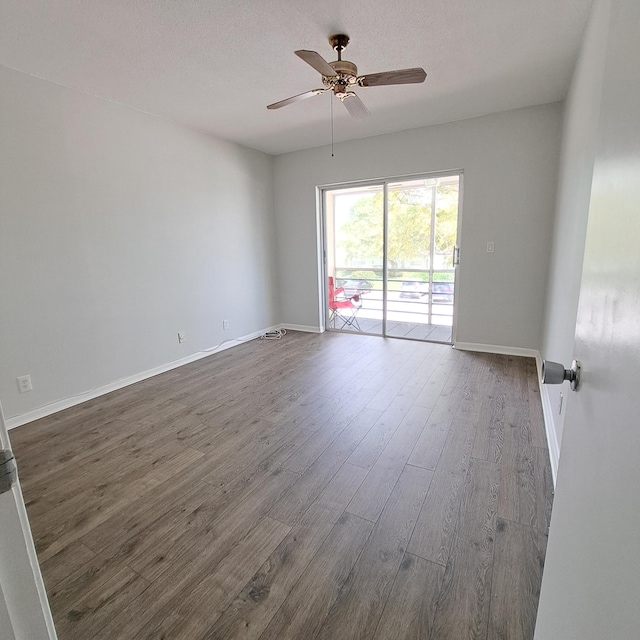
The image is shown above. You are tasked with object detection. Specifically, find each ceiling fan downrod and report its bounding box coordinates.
[329,34,350,61]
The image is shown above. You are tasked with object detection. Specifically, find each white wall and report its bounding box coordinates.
[0,66,278,422]
[535,0,640,636]
[539,0,611,473]
[274,104,562,351]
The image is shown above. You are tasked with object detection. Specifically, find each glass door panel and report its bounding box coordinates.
[324,173,460,343]
[432,176,460,337]
[324,185,384,335]
[386,179,434,339]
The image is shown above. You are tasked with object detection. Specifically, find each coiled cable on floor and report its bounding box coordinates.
[260,328,287,340]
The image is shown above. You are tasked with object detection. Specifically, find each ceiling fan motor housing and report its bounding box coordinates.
[329,60,358,78]
[324,60,358,98]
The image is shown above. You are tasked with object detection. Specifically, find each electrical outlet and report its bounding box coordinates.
[177,332,186,343]
[223,319,230,330]
[17,374,33,393]
[487,241,495,253]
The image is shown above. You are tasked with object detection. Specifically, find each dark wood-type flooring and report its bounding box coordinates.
[10,331,553,640]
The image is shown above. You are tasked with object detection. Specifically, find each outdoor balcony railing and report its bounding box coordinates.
[334,267,455,327]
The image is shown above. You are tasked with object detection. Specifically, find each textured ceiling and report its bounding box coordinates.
[0,0,593,155]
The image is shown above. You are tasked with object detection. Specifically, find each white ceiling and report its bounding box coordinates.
[0,0,593,155]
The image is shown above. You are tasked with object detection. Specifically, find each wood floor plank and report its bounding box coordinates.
[201,421,312,488]
[20,418,171,498]
[78,463,219,554]
[498,441,553,533]
[488,518,547,640]
[268,408,380,525]
[472,378,507,463]
[180,416,280,457]
[451,352,495,424]
[258,393,328,430]
[87,481,231,583]
[258,513,374,640]
[13,417,130,485]
[313,464,433,640]
[406,418,476,565]
[526,358,548,449]
[38,542,96,591]
[403,343,444,388]
[407,387,462,470]
[346,404,431,522]
[131,516,291,640]
[46,545,142,618]
[372,553,445,640]
[89,473,298,640]
[208,462,368,639]
[346,397,414,469]
[283,388,376,474]
[129,467,299,582]
[312,345,383,399]
[36,444,205,561]
[21,415,189,505]
[413,358,455,410]
[365,357,424,412]
[430,457,500,640]
[43,452,295,624]
[53,566,150,640]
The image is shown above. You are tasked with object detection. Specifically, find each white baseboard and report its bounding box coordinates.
[280,323,323,334]
[6,324,282,430]
[536,358,560,487]
[453,341,539,359]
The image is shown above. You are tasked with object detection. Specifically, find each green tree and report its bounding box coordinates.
[434,184,459,264]
[338,185,458,268]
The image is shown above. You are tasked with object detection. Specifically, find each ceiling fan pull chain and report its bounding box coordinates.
[330,92,334,157]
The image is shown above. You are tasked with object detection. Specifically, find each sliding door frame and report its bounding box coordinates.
[382,181,389,337]
[319,168,464,344]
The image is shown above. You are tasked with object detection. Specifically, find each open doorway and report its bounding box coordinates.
[322,172,462,343]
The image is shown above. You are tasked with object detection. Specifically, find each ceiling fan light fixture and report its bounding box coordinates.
[333,83,348,98]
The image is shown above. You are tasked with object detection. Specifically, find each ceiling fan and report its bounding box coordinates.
[267,34,427,120]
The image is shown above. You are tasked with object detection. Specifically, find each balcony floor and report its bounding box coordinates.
[330,317,453,344]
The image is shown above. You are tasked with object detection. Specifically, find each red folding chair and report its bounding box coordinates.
[328,276,362,331]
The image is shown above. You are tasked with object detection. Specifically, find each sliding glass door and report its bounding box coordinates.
[323,172,461,343]
[324,184,384,335]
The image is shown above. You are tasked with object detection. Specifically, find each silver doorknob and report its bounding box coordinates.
[541,360,581,391]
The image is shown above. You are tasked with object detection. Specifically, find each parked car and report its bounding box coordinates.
[399,279,454,302]
[336,279,373,297]
[399,280,427,299]
[432,281,454,303]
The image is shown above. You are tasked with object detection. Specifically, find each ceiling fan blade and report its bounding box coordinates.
[342,92,370,120]
[295,50,337,77]
[359,67,427,87]
[267,88,326,110]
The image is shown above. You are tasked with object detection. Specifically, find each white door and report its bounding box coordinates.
[0,402,57,640]
[534,0,640,637]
